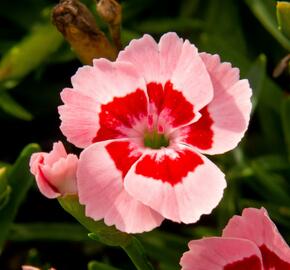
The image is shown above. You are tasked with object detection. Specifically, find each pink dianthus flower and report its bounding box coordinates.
[58,33,252,233]
[180,207,290,270]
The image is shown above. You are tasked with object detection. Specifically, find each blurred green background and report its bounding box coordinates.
[1,0,290,269]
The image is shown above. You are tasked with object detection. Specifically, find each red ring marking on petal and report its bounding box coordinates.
[106,141,142,179]
[182,106,213,150]
[135,149,203,186]
[224,255,263,270]
[93,89,148,143]
[147,81,195,128]
[260,244,290,270]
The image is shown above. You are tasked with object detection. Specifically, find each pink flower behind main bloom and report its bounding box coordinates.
[180,208,290,270]
[30,141,78,198]
[58,32,252,233]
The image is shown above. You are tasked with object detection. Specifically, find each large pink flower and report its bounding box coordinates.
[180,207,290,270]
[30,141,78,199]
[59,32,252,233]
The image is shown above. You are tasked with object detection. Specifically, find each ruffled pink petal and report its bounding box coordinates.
[178,53,252,155]
[117,34,161,83]
[180,237,263,270]
[124,144,226,223]
[59,89,100,148]
[223,207,290,269]
[77,140,164,233]
[59,60,147,148]
[71,59,146,102]
[118,33,213,122]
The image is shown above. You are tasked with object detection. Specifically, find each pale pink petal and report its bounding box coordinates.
[41,154,78,195]
[124,144,226,223]
[118,33,213,118]
[30,153,61,199]
[179,53,252,155]
[29,142,78,199]
[71,59,146,103]
[22,266,41,270]
[180,237,263,270]
[223,207,290,268]
[59,60,147,148]
[117,34,160,83]
[44,142,67,166]
[77,140,164,233]
[58,89,100,148]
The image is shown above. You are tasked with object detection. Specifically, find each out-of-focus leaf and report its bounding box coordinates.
[0,143,40,252]
[135,18,203,34]
[139,230,189,269]
[257,104,284,153]
[9,223,89,242]
[122,0,153,22]
[251,154,289,171]
[204,0,247,55]
[88,261,122,270]
[277,2,290,40]
[247,54,267,113]
[281,95,290,161]
[179,0,200,18]
[0,91,33,120]
[0,23,63,89]
[0,167,11,211]
[121,29,140,47]
[0,0,48,29]
[250,160,290,204]
[245,0,290,51]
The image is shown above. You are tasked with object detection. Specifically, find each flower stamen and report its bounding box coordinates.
[144,130,169,149]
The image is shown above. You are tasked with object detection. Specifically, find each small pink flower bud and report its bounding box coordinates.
[30,141,78,199]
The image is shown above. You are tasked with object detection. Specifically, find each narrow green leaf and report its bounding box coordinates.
[0,23,63,89]
[0,143,40,252]
[245,0,290,51]
[59,195,154,270]
[251,161,290,204]
[58,195,131,247]
[0,167,11,211]
[281,95,290,161]
[0,91,33,120]
[9,223,89,242]
[277,1,290,40]
[204,0,247,55]
[88,261,122,270]
[251,155,289,171]
[246,54,267,113]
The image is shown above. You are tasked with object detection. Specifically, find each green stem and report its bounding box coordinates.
[122,237,154,270]
[58,195,154,270]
